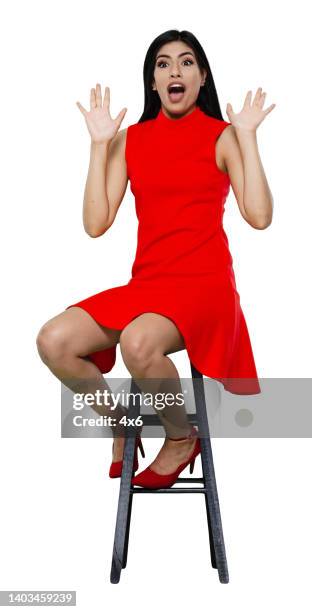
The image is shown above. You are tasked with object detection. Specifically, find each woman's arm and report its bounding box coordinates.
[218,126,273,229]
[218,87,275,229]
[83,128,128,237]
[76,84,128,238]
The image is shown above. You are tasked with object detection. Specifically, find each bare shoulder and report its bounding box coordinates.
[108,127,127,158]
[215,125,239,170]
[217,124,238,156]
[216,124,249,221]
[116,126,127,141]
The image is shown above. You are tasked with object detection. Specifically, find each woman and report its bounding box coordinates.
[36,29,274,489]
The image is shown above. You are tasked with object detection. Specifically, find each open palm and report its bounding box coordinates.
[226,87,276,131]
[76,84,127,144]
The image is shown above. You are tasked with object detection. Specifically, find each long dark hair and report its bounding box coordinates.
[138,29,226,123]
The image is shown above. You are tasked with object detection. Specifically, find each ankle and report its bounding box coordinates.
[167,427,194,441]
[111,405,127,437]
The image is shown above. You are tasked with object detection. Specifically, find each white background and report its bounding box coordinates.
[1,0,311,609]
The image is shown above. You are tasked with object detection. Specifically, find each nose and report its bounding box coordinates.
[170,61,181,78]
[170,69,181,78]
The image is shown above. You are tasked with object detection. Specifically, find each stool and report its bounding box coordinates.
[110,361,229,584]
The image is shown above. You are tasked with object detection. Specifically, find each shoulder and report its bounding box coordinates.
[215,123,238,151]
[126,117,156,133]
[108,123,145,150]
[106,127,129,163]
[209,119,237,174]
[107,127,127,155]
[107,126,126,145]
[109,122,146,142]
[214,123,239,173]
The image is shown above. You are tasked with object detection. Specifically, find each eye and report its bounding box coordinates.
[156,58,194,68]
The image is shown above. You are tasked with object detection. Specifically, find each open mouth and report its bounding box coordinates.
[167,83,185,102]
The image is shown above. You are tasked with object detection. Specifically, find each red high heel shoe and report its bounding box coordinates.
[109,432,145,478]
[131,425,201,489]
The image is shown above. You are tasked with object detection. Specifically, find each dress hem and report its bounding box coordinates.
[65,303,261,396]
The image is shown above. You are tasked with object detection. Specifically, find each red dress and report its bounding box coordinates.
[66,104,261,395]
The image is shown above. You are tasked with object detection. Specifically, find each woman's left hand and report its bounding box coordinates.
[226,87,276,132]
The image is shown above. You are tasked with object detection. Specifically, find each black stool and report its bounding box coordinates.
[110,361,229,584]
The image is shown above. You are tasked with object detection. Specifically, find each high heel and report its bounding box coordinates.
[131,425,201,489]
[109,431,145,478]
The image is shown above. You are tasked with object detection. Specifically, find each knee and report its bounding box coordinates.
[119,328,158,374]
[36,322,68,365]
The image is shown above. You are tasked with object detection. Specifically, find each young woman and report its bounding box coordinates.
[36,29,274,489]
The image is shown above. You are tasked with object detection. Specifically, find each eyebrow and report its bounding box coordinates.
[156,51,195,60]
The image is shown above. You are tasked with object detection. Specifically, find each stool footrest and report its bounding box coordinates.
[132,487,207,493]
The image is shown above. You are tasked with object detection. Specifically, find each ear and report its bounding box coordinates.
[200,68,208,86]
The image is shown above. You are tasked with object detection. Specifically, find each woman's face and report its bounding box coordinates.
[152,40,207,117]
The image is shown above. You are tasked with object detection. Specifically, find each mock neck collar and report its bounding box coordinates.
[156,104,202,126]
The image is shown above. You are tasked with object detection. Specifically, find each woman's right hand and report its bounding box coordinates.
[76,84,127,145]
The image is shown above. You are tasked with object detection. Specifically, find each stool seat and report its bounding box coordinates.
[110,362,229,584]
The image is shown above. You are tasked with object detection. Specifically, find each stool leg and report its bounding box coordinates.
[110,379,140,583]
[205,495,217,568]
[122,489,133,568]
[110,434,136,583]
[190,363,229,584]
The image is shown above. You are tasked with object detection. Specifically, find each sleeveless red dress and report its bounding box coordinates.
[66,104,261,395]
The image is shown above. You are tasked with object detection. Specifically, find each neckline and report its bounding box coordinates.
[156,104,202,126]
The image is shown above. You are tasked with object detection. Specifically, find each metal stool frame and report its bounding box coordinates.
[110,362,229,584]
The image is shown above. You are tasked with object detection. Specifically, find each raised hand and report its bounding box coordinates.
[226,87,276,132]
[76,84,127,144]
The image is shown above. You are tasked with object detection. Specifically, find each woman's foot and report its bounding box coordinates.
[148,431,197,475]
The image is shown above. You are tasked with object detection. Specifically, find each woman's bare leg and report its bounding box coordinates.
[36,306,127,457]
[119,313,197,475]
